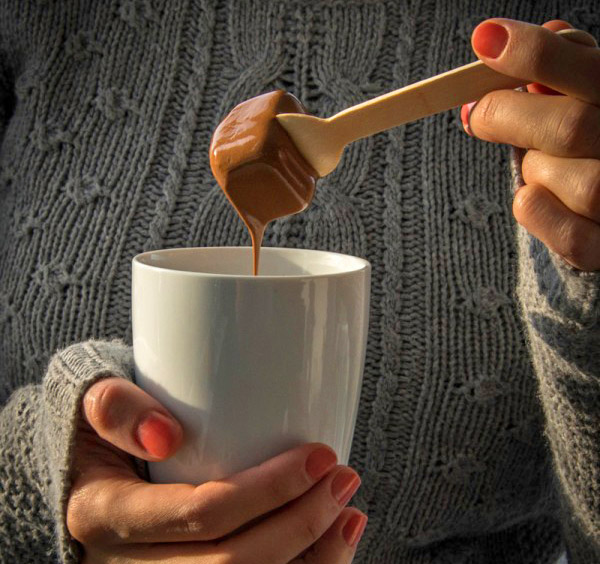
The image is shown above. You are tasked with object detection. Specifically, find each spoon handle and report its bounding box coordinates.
[328,28,595,146]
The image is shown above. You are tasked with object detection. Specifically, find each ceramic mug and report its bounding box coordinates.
[132,247,370,484]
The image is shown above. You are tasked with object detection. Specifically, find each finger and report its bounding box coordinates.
[543,20,573,32]
[471,18,600,105]
[522,150,600,222]
[114,507,367,564]
[290,508,368,563]
[466,89,600,158]
[223,465,361,564]
[67,442,339,546]
[513,183,600,270]
[528,20,573,95]
[82,376,183,461]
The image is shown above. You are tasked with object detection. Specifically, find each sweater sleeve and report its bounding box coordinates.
[0,340,135,563]
[512,150,600,562]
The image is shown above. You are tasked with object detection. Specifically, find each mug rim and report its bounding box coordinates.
[132,246,371,280]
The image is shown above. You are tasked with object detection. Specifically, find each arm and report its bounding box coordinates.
[461,18,600,561]
[515,217,600,562]
[0,340,134,563]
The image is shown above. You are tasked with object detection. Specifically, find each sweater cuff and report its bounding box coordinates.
[42,340,134,563]
[510,144,600,328]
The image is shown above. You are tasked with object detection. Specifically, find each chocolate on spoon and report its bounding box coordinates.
[210,28,597,276]
[209,90,319,276]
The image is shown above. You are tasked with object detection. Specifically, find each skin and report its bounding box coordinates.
[465,19,600,271]
[66,18,599,563]
[68,377,366,563]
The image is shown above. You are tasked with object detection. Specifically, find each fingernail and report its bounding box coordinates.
[473,21,509,58]
[136,412,177,458]
[306,447,338,481]
[331,469,361,505]
[460,101,477,136]
[342,514,368,547]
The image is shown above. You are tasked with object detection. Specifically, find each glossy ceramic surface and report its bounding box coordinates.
[132,247,370,484]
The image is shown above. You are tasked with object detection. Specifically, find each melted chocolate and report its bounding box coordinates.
[210,90,319,275]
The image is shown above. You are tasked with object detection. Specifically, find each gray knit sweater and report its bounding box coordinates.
[0,1,598,563]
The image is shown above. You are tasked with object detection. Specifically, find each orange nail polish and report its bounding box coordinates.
[331,470,361,505]
[460,101,477,136]
[342,514,368,547]
[136,412,176,458]
[473,21,509,58]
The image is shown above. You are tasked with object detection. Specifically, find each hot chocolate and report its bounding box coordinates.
[209,90,319,275]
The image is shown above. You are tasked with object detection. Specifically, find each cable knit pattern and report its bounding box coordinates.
[0,1,598,563]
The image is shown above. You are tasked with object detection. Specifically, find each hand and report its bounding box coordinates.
[461,18,600,270]
[66,377,366,563]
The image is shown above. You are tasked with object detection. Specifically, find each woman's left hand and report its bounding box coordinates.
[461,18,600,271]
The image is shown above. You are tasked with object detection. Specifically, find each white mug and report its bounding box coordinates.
[132,247,371,484]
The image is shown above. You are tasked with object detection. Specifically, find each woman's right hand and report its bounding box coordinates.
[67,377,367,563]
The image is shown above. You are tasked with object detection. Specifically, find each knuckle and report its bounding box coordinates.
[66,494,88,542]
[66,486,113,545]
[558,221,589,267]
[83,378,122,432]
[299,516,323,546]
[520,150,539,185]
[180,490,221,540]
[294,482,343,547]
[578,162,600,218]
[472,92,501,133]
[512,185,540,224]
[555,102,599,155]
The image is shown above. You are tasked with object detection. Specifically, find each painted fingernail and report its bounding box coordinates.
[473,21,509,58]
[331,469,361,505]
[136,412,177,458]
[306,447,338,481]
[460,101,477,136]
[342,514,368,547]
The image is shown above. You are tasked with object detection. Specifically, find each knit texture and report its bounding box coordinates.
[0,1,598,563]
[0,340,133,563]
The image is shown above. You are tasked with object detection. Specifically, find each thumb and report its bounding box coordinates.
[82,376,183,461]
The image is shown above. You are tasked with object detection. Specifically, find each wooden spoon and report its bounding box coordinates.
[276,28,597,177]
